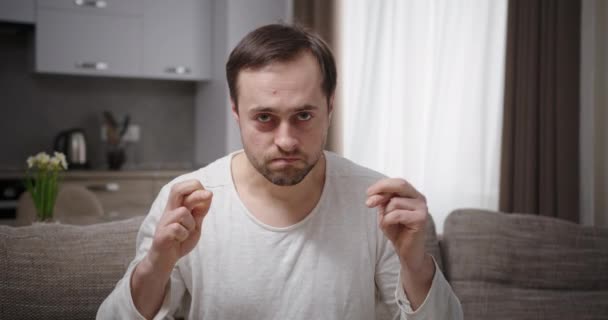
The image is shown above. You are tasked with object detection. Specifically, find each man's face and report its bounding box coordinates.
[232,51,332,186]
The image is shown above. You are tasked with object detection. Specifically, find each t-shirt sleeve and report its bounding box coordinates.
[374,234,402,320]
[393,257,463,319]
[374,231,463,320]
[96,185,187,320]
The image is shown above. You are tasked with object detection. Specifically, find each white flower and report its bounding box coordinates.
[26,151,67,171]
[50,157,61,169]
[53,152,68,170]
[34,152,50,166]
[27,156,34,169]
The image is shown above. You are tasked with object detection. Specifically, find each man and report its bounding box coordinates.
[98,24,462,319]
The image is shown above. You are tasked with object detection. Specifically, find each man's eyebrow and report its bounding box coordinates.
[249,106,275,113]
[293,104,319,112]
[248,104,320,113]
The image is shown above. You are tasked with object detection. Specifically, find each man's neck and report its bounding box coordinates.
[231,151,326,227]
[234,151,325,202]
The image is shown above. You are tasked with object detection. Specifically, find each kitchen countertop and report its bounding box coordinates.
[0,169,193,180]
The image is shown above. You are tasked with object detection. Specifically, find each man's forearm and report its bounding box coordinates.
[130,255,175,319]
[400,253,435,310]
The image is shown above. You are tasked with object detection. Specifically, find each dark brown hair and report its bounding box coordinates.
[226,23,337,109]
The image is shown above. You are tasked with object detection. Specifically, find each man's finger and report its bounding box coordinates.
[381,209,422,228]
[183,189,213,211]
[167,180,205,210]
[384,197,421,213]
[178,211,196,232]
[163,206,191,226]
[168,223,190,242]
[367,178,422,199]
[192,192,213,228]
[157,222,190,244]
[365,193,391,208]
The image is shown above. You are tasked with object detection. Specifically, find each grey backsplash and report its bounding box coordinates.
[0,24,198,170]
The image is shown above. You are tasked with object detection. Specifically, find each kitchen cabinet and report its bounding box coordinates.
[34,0,211,80]
[0,0,35,24]
[61,171,185,219]
[63,178,155,219]
[142,0,211,80]
[36,10,142,77]
[37,0,143,16]
[0,170,186,226]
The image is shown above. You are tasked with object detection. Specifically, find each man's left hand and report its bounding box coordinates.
[366,178,434,309]
[366,178,429,269]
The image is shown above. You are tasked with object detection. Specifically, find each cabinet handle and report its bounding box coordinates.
[76,62,109,71]
[86,183,120,192]
[74,0,107,8]
[165,66,191,75]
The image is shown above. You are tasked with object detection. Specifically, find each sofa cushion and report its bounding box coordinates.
[442,209,608,320]
[0,216,145,319]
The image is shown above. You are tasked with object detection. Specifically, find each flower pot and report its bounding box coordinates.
[107,147,126,170]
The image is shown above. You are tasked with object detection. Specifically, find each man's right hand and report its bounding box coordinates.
[131,179,212,319]
[148,179,213,270]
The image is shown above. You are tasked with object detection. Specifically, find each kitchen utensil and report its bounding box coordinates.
[53,128,89,169]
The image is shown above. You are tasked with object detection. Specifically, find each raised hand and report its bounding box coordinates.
[130,179,212,318]
[365,178,428,272]
[148,179,213,270]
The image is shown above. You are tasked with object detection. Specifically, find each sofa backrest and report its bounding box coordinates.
[0,216,145,319]
[441,209,608,320]
[424,213,443,271]
[0,212,443,319]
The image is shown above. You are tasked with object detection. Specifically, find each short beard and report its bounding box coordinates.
[246,150,322,186]
[263,164,314,186]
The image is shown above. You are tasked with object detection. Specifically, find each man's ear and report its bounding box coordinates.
[231,100,239,122]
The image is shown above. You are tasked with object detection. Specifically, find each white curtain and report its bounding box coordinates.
[339,0,508,232]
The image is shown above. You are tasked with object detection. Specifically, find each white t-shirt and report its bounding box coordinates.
[97,151,462,320]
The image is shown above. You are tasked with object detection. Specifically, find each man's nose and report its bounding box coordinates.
[274,122,299,153]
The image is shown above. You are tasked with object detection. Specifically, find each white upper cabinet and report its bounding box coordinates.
[34,0,210,81]
[37,0,142,16]
[142,0,211,80]
[0,0,35,23]
[36,9,142,77]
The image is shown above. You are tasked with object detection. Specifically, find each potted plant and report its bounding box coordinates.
[25,152,68,222]
[103,111,130,170]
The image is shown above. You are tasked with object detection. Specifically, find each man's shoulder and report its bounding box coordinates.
[163,154,232,192]
[325,151,387,184]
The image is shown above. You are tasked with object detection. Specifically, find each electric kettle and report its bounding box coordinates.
[53,128,89,169]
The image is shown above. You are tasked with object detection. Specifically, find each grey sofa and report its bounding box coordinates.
[1,209,607,319]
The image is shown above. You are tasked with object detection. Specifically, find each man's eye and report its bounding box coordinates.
[257,114,272,122]
[297,112,312,121]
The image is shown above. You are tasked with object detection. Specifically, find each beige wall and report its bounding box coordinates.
[581,0,608,227]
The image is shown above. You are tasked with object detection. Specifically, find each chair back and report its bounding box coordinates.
[16,185,104,225]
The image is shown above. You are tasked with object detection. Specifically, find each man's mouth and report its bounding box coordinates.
[272,158,300,163]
